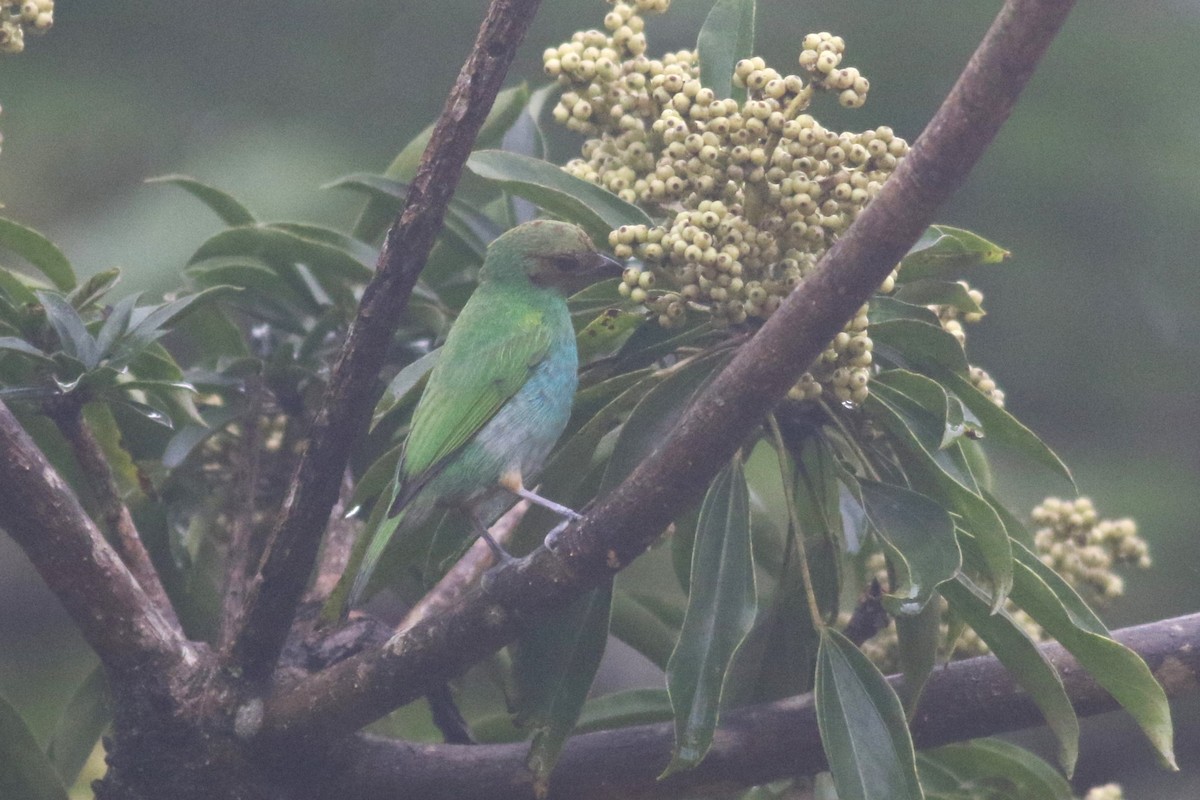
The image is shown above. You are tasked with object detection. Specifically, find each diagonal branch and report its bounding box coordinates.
[0,401,197,678]
[322,612,1200,800]
[222,0,545,682]
[257,0,1078,741]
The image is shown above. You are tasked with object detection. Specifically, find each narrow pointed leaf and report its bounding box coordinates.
[0,335,55,363]
[466,150,653,244]
[815,628,923,800]
[870,318,968,375]
[935,367,1073,487]
[575,688,672,734]
[921,739,1072,800]
[514,582,614,796]
[791,434,845,616]
[697,0,756,102]
[47,665,111,787]
[36,291,99,368]
[67,267,121,311]
[0,217,75,290]
[898,226,1010,283]
[663,458,756,775]
[146,175,256,226]
[371,348,441,431]
[893,280,985,315]
[941,575,1079,776]
[0,694,70,800]
[857,479,959,614]
[869,296,942,326]
[894,598,941,715]
[111,286,239,367]
[610,590,683,671]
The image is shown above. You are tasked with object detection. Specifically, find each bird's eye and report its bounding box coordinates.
[552,255,581,272]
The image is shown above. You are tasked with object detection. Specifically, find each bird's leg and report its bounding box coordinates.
[542,518,572,552]
[499,470,582,521]
[468,507,517,565]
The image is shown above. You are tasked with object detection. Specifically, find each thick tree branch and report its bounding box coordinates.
[53,406,182,634]
[256,0,1077,742]
[223,0,544,682]
[0,401,197,678]
[321,612,1200,800]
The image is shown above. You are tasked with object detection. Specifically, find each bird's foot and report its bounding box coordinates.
[512,485,582,521]
[543,519,572,552]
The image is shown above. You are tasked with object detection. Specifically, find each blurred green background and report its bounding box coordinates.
[1,1,1197,795]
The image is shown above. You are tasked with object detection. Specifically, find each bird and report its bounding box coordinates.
[347,219,624,606]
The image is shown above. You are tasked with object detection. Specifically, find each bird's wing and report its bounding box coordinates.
[399,303,555,486]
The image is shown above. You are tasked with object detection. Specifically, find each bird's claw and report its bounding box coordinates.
[543,519,572,551]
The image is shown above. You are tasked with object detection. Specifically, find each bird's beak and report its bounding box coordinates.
[585,251,626,278]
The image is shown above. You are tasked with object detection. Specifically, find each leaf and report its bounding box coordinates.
[0,217,75,291]
[893,598,941,715]
[145,174,256,226]
[898,226,1010,283]
[815,628,923,800]
[892,280,984,315]
[110,286,239,368]
[940,575,1079,776]
[575,688,672,734]
[35,291,99,368]
[353,84,530,241]
[791,434,845,616]
[575,308,644,365]
[47,665,111,788]
[600,350,731,494]
[513,582,613,797]
[920,739,1072,800]
[0,335,55,363]
[857,479,959,614]
[0,693,70,800]
[662,458,757,776]
[371,348,441,431]
[873,371,966,451]
[67,267,121,311]
[934,367,1073,487]
[466,150,653,245]
[866,394,1011,611]
[697,0,756,103]
[869,296,942,326]
[870,319,968,376]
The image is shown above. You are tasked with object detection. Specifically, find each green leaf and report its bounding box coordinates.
[0,265,44,305]
[0,335,55,364]
[610,589,683,671]
[898,226,1010,283]
[575,308,644,365]
[920,739,1072,800]
[893,598,941,715]
[815,628,923,800]
[892,280,984,315]
[874,370,965,450]
[353,84,530,242]
[0,217,75,291]
[866,394,1011,611]
[870,319,968,376]
[791,434,844,616]
[934,367,1073,487]
[36,291,99,368]
[940,575,1079,776]
[870,296,942,326]
[110,286,239,368]
[857,479,959,614]
[663,458,757,776]
[146,174,256,226]
[514,582,613,796]
[47,665,111,788]
[600,350,731,494]
[67,267,121,311]
[575,688,672,734]
[466,150,653,245]
[0,693,70,800]
[1009,553,1175,768]
[371,348,441,432]
[697,0,756,103]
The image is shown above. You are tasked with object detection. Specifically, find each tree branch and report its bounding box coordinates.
[0,401,197,678]
[257,0,1077,741]
[222,0,544,682]
[53,406,182,634]
[320,612,1200,799]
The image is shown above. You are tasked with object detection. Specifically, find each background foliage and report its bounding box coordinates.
[0,1,1197,796]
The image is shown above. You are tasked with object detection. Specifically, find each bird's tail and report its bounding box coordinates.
[345,508,406,609]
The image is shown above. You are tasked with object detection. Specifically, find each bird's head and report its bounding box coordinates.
[482,220,624,295]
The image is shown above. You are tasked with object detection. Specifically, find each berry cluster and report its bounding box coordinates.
[1084,784,1125,800]
[546,2,908,405]
[0,0,53,54]
[1032,496,1149,602]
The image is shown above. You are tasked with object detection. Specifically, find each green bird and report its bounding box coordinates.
[348,220,623,606]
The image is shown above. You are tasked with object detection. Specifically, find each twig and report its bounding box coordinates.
[52,406,182,634]
[222,0,545,682]
[305,469,361,605]
[256,0,1078,742]
[321,611,1200,800]
[0,401,196,677]
[220,375,265,647]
